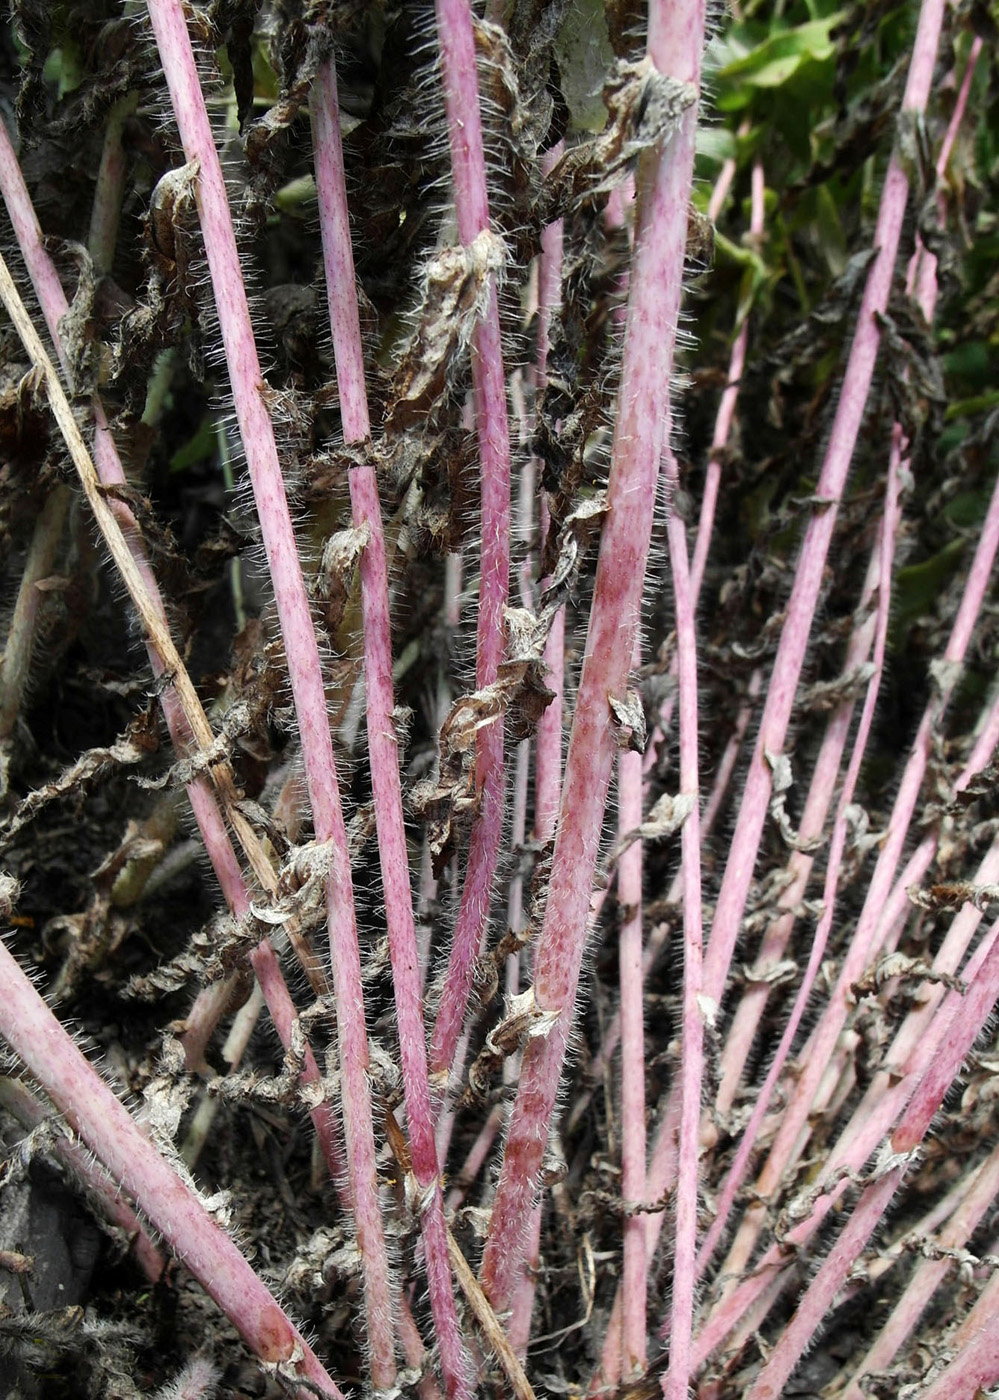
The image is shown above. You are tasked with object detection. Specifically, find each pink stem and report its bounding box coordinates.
[0,1074,166,1285]
[506,151,567,1352]
[744,910,999,1399]
[661,461,705,1400]
[0,91,347,1199]
[480,0,705,1315]
[841,1139,999,1396]
[745,461,999,1234]
[145,3,395,1383]
[310,57,469,1399]
[696,439,901,1279]
[0,937,343,1398]
[689,157,764,605]
[428,0,512,1085]
[618,642,647,1376]
[702,0,947,1011]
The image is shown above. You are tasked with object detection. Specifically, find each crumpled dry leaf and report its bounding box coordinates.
[800,661,876,714]
[907,880,999,913]
[539,492,609,613]
[412,606,555,874]
[467,985,561,1099]
[387,230,507,431]
[610,790,695,862]
[3,710,160,838]
[765,749,823,853]
[850,951,965,999]
[542,56,696,217]
[134,703,251,793]
[609,689,646,753]
[312,523,369,636]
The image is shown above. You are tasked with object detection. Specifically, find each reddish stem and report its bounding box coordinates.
[480,0,705,1313]
[145,2,395,1382]
[310,58,469,1398]
[428,0,512,1085]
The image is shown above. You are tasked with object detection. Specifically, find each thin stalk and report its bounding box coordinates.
[145,3,395,1382]
[480,0,705,1313]
[662,457,704,1400]
[505,139,566,1360]
[0,933,343,1398]
[697,445,901,1279]
[310,57,469,1399]
[693,844,999,1373]
[0,138,344,1203]
[617,649,647,1377]
[0,1074,166,1285]
[88,92,138,277]
[0,484,70,745]
[744,910,999,1399]
[592,5,949,1371]
[738,463,999,1263]
[428,0,512,1085]
[0,110,326,1031]
[689,157,764,604]
[702,0,946,1010]
[840,1139,999,1397]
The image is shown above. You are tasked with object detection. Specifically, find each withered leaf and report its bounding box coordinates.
[765,749,823,853]
[541,57,696,218]
[4,710,160,839]
[611,790,695,862]
[387,230,506,431]
[312,523,369,635]
[609,689,646,753]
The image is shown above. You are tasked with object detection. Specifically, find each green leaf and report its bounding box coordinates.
[716,13,846,91]
[697,125,739,164]
[169,417,217,476]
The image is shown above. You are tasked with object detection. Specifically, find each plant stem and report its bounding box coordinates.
[310,56,469,1399]
[428,0,512,1085]
[0,934,343,1398]
[0,1074,166,1284]
[701,0,947,1010]
[480,0,705,1314]
[145,2,395,1382]
[661,456,705,1400]
[0,484,69,746]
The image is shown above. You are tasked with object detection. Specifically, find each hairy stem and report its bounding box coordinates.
[428,0,512,1084]
[145,2,395,1381]
[311,56,469,1399]
[480,0,705,1313]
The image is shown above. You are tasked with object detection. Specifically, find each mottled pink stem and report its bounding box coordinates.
[0,93,345,1195]
[88,93,137,276]
[145,3,395,1384]
[689,157,764,604]
[506,151,566,1352]
[742,460,999,1253]
[618,642,647,1377]
[702,0,946,1009]
[0,1074,166,1284]
[693,899,999,1373]
[480,0,705,1315]
[0,117,248,942]
[577,670,759,1145]
[841,1139,999,1397]
[744,912,999,1399]
[0,484,69,743]
[697,445,901,1279]
[429,0,512,1084]
[662,461,704,1400]
[310,58,469,1399]
[0,937,343,1398]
